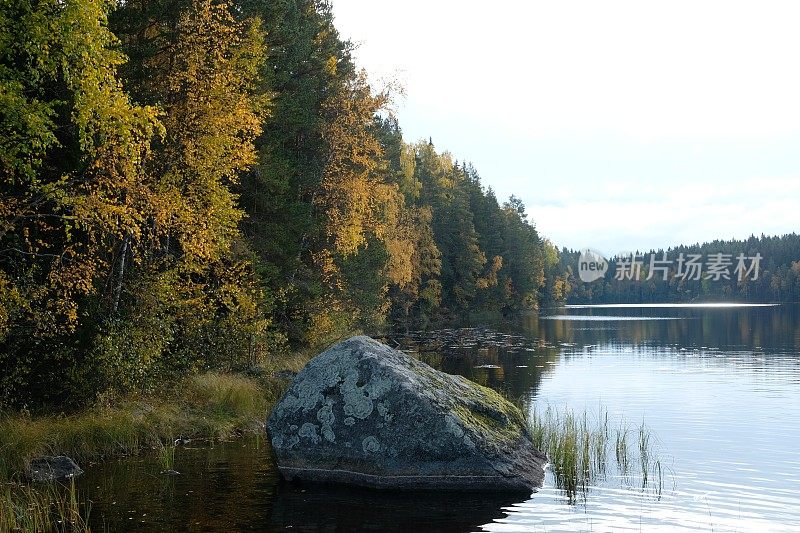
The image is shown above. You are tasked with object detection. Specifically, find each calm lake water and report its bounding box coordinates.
[78,303,800,532]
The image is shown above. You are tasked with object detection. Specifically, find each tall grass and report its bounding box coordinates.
[528,405,665,503]
[0,479,90,532]
[154,438,176,472]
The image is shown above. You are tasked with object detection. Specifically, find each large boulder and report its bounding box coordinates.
[267,335,546,492]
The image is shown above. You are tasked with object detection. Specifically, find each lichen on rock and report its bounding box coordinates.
[267,335,546,492]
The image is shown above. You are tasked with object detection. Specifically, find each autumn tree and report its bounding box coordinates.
[102,0,272,387]
[0,0,161,405]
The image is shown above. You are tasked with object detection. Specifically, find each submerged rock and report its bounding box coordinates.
[266,335,546,492]
[28,455,83,482]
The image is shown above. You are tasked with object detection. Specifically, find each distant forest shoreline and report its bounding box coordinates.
[559,234,800,304]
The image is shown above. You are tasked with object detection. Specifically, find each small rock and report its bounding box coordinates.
[28,456,83,482]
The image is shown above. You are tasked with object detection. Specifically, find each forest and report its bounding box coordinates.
[561,234,800,304]
[0,0,567,409]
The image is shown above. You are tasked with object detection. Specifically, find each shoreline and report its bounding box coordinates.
[0,351,310,484]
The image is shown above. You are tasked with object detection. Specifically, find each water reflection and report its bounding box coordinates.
[80,438,528,532]
[270,485,522,532]
[540,315,682,320]
[80,438,281,531]
[529,303,800,353]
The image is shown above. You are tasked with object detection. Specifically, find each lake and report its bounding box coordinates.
[78,303,800,532]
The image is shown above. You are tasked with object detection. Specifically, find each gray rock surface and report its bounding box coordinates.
[267,335,546,492]
[28,455,83,482]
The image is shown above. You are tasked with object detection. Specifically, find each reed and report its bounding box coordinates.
[0,479,90,532]
[154,438,176,471]
[528,405,664,502]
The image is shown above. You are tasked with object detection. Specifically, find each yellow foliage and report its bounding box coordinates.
[147,0,268,265]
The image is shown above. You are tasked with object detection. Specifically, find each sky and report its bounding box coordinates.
[330,0,800,255]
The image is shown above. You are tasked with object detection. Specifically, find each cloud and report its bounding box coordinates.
[531,179,800,254]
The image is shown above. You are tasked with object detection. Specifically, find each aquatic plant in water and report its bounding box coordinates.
[527,405,667,503]
[0,478,90,532]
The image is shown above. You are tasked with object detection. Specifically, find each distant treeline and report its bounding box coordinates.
[0,0,564,408]
[560,234,800,304]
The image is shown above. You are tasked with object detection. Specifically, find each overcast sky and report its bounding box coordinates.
[330,0,800,255]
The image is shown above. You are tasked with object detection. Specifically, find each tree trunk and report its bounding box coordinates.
[112,233,130,313]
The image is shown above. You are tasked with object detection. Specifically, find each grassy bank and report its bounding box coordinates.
[0,351,310,531]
